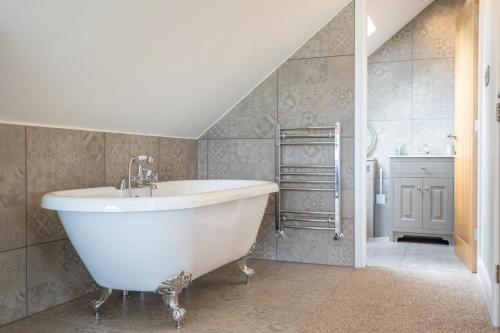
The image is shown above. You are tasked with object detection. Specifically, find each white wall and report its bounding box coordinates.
[477,0,500,325]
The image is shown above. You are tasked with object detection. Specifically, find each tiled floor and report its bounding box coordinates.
[0,260,352,333]
[366,237,468,272]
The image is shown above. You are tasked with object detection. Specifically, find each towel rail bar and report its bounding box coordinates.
[279,187,335,192]
[280,165,334,169]
[279,141,335,146]
[280,172,334,176]
[281,216,335,224]
[280,225,337,231]
[275,122,343,241]
[279,180,335,184]
[280,209,335,216]
[280,126,338,131]
[280,133,335,139]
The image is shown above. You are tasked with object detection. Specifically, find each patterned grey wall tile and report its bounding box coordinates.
[0,124,26,252]
[368,61,412,121]
[340,138,354,219]
[104,133,158,186]
[0,248,26,326]
[201,2,356,267]
[411,119,454,155]
[368,120,412,177]
[278,56,354,137]
[277,234,330,265]
[249,215,276,260]
[27,127,105,245]
[265,193,276,216]
[413,0,461,59]
[208,72,277,139]
[340,219,354,244]
[27,240,96,315]
[368,24,413,63]
[158,137,197,181]
[280,190,353,221]
[197,140,208,180]
[281,191,334,213]
[290,2,354,59]
[276,219,352,266]
[412,58,455,120]
[327,244,354,266]
[281,145,333,166]
[207,139,275,181]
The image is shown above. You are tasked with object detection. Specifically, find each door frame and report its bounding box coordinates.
[476,0,500,326]
[354,0,367,268]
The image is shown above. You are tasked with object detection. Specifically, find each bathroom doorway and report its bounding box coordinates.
[356,0,500,325]
[364,0,478,273]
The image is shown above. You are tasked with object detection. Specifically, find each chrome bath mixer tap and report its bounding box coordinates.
[127,155,158,197]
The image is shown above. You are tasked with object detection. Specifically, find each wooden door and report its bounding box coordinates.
[454,0,478,272]
[394,178,422,229]
[423,178,454,231]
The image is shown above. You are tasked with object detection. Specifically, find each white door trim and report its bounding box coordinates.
[354,0,367,268]
[473,0,499,326]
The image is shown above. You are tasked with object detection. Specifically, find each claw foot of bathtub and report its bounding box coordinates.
[237,258,255,283]
[236,241,256,283]
[89,287,113,317]
[157,271,192,329]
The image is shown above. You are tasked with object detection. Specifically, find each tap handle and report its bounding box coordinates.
[117,177,127,190]
[136,155,154,164]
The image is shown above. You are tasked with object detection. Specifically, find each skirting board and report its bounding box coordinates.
[478,258,498,326]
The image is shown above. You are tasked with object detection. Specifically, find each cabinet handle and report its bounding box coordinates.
[416,186,421,191]
[424,186,429,191]
[420,166,426,169]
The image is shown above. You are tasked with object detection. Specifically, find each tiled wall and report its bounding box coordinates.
[368,0,463,200]
[0,124,197,326]
[198,2,355,266]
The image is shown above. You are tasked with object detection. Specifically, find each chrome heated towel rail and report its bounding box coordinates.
[275,123,343,240]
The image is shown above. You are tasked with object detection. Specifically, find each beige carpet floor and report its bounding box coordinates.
[302,267,499,333]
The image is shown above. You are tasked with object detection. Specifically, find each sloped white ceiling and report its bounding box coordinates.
[0,0,433,139]
[0,0,349,138]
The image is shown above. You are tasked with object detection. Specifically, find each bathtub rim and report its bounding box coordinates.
[41,179,278,213]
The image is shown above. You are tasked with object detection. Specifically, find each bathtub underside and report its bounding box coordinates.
[90,243,256,329]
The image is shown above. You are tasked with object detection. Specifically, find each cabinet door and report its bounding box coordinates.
[423,178,454,231]
[393,178,422,229]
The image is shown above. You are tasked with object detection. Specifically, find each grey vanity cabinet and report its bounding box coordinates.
[422,178,453,230]
[391,157,454,244]
[393,178,422,229]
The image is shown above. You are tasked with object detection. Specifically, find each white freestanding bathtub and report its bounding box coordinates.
[42,179,278,328]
